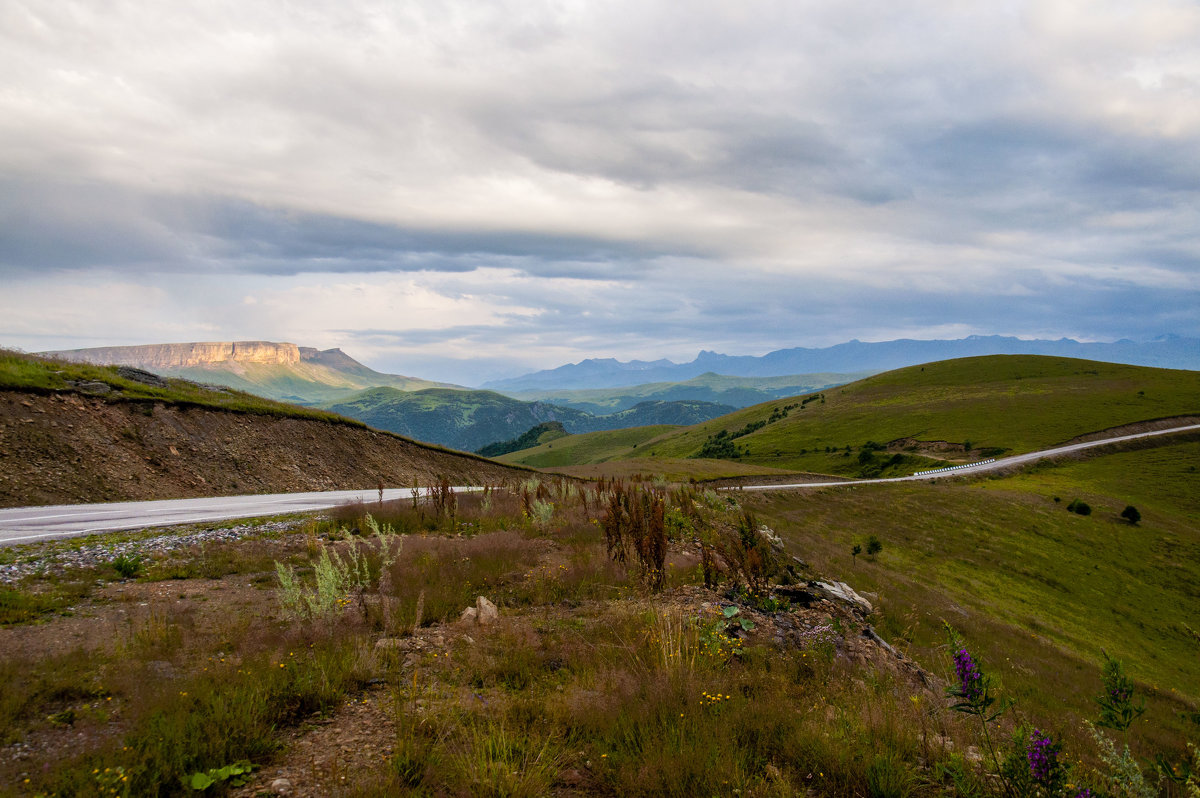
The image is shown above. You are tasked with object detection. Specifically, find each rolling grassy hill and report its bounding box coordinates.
[749,434,1200,752]
[502,356,1200,478]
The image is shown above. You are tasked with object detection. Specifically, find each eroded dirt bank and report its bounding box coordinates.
[0,390,525,507]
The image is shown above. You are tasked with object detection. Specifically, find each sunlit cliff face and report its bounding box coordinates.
[44,341,301,369]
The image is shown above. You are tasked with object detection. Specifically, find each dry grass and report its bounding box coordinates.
[2,478,1192,797]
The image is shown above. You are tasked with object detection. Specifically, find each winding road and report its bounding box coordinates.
[737,423,1200,491]
[1,423,1196,545]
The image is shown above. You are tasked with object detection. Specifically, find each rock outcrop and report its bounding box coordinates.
[45,341,302,369]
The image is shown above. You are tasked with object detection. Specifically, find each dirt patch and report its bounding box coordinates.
[233,682,398,798]
[699,472,853,488]
[0,389,527,507]
[1062,415,1200,446]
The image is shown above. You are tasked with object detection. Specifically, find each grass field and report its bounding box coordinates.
[497,424,681,467]
[3,457,1197,794]
[507,356,1200,479]
[747,435,1200,757]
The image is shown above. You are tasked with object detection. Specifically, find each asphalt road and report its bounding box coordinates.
[0,487,480,546]
[737,423,1200,492]
[1,423,1196,545]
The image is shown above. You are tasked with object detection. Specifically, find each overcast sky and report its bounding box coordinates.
[2,0,1198,384]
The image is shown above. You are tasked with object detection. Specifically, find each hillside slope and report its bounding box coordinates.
[0,351,523,507]
[503,355,1200,478]
[322,388,735,451]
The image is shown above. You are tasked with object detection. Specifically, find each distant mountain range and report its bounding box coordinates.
[483,335,1200,392]
[500,371,873,413]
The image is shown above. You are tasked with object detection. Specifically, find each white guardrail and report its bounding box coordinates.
[912,458,996,477]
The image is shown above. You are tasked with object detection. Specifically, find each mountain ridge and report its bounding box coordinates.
[484,335,1200,392]
[42,341,452,404]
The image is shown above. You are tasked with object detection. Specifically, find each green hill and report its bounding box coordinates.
[496,425,681,468]
[502,371,874,413]
[1,348,361,425]
[322,389,736,452]
[502,355,1200,477]
[476,422,570,457]
[752,435,1200,750]
[321,388,590,452]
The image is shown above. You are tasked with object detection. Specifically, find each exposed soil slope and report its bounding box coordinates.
[0,390,524,507]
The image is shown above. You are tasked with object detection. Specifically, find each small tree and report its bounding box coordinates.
[866,535,883,559]
[851,543,862,563]
[1068,499,1092,516]
[1120,505,1141,525]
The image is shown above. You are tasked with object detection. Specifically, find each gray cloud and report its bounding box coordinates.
[1,0,1198,374]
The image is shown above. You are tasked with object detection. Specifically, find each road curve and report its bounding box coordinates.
[735,423,1200,492]
[0,487,481,546]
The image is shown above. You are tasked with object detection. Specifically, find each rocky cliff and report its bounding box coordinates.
[46,341,302,369]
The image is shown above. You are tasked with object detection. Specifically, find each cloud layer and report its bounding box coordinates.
[2,0,1198,383]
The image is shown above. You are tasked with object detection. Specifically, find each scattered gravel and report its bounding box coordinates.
[0,520,303,584]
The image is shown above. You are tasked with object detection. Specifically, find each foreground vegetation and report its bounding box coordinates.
[750,436,1200,757]
[2,465,1198,796]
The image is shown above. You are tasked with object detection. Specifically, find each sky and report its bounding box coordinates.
[2,1,1198,385]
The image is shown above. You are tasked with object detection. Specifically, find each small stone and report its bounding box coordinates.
[476,596,499,625]
[77,381,112,395]
[459,606,478,624]
[270,777,292,794]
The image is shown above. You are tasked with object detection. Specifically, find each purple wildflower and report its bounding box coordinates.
[954,647,983,702]
[1074,790,1094,798]
[1026,729,1057,783]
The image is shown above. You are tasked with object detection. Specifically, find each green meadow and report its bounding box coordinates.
[501,356,1200,479]
[748,436,1200,754]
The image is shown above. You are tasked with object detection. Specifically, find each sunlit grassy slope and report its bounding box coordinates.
[504,356,1200,478]
[0,349,362,426]
[750,435,1200,751]
[496,425,680,467]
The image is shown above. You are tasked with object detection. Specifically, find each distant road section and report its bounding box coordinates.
[0,487,479,546]
[737,423,1200,492]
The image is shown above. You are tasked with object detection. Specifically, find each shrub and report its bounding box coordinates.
[1120,505,1141,525]
[275,516,399,622]
[1067,499,1093,516]
[601,483,667,591]
[111,553,144,579]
